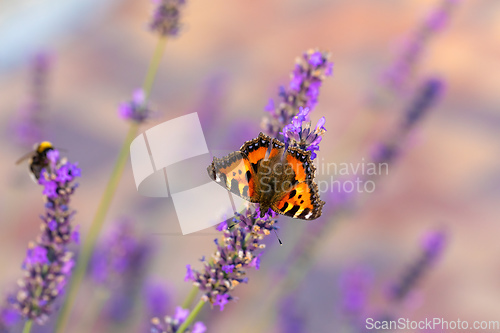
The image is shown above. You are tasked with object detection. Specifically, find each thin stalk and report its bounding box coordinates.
[22,320,33,333]
[143,36,168,100]
[177,300,206,333]
[55,36,168,333]
[181,286,199,309]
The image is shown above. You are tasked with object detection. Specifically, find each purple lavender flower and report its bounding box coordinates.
[0,297,21,331]
[185,206,278,310]
[118,89,154,123]
[150,306,206,333]
[282,107,326,159]
[388,230,447,302]
[339,266,372,317]
[383,0,458,94]
[89,219,153,322]
[262,49,333,139]
[12,52,51,147]
[149,0,187,37]
[278,295,306,333]
[144,279,171,319]
[371,77,444,165]
[12,148,80,324]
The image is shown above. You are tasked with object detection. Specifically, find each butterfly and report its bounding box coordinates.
[207,132,324,220]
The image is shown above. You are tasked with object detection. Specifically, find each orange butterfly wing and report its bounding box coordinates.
[208,133,279,201]
[274,148,324,220]
[207,151,255,201]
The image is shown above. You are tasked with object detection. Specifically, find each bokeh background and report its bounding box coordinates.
[1,0,499,332]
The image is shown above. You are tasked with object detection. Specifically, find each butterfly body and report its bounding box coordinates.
[207,133,324,220]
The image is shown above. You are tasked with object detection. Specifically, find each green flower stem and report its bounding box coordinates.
[55,36,168,333]
[143,36,168,101]
[182,286,199,309]
[177,300,206,333]
[22,320,33,333]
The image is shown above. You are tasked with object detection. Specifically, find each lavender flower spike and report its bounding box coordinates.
[262,49,333,139]
[185,206,278,310]
[383,0,458,94]
[371,77,444,165]
[150,0,187,37]
[388,230,447,302]
[13,147,80,324]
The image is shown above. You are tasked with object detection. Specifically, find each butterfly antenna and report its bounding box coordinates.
[273,229,283,246]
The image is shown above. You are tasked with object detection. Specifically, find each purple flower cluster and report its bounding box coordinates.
[388,230,447,302]
[184,207,277,310]
[149,0,187,37]
[262,49,333,139]
[14,148,80,324]
[383,0,458,94]
[281,107,326,159]
[118,89,154,123]
[150,307,206,333]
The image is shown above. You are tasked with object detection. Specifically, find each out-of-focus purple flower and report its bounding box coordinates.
[149,0,187,37]
[150,306,206,333]
[213,294,230,311]
[118,88,154,123]
[90,220,151,284]
[0,297,21,331]
[184,264,195,282]
[174,307,189,322]
[262,49,333,140]
[339,266,372,317]
[191,321,207,333]
[144,279,171,319]
[388,230,448,302]
[264,99,275,112]
[71,225,80,244]
[282,107,326,160]
[222,265,235,274]
[382,0,458,94]
[11,52,52,147]
[278,295,306,333]
[24,245,49,266]
[89,220,153,323]
[371,78,444,166]
[186,206,277,310]
[403,77,443,129]
[12,148,80,324]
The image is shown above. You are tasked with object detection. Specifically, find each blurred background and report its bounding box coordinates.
[1,0,499,332]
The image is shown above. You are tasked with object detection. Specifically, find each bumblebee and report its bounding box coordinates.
[16,141,54,181]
